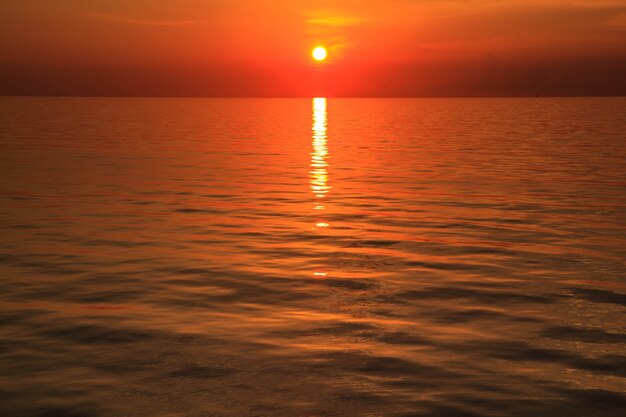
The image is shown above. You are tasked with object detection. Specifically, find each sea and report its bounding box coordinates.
[1,97,625,417]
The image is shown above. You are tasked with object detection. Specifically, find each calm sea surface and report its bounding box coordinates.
[1,97,625,417]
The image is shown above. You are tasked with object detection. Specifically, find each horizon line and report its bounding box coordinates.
[2,94,626,99]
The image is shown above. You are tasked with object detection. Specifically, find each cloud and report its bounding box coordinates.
[607,11,626,30]
[306,15,365,27]
[87,13,206,27]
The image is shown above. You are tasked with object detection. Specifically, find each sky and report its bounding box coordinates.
[1,0,625,97]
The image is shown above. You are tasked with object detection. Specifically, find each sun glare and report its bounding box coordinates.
[312,46,327,61]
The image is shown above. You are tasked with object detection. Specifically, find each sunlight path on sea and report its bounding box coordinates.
[311,98,331,277]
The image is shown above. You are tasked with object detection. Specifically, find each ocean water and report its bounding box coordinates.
[0,97,625,417]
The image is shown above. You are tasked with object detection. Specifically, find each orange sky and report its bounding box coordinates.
[1,0,625,96]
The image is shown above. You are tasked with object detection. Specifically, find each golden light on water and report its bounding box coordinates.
[311,97,330,207]
[311,97,330,277]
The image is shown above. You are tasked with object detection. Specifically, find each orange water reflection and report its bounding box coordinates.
[311,97,330,277]
[2,97,626,417]
[310,97,330,206]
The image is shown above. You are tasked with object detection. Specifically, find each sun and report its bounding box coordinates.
[312,46,327,61]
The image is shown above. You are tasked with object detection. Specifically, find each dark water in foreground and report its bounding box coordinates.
[1,97,625,417]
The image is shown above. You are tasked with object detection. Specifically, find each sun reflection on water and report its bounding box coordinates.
[311,97,330,277]
[311,97,330,213]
